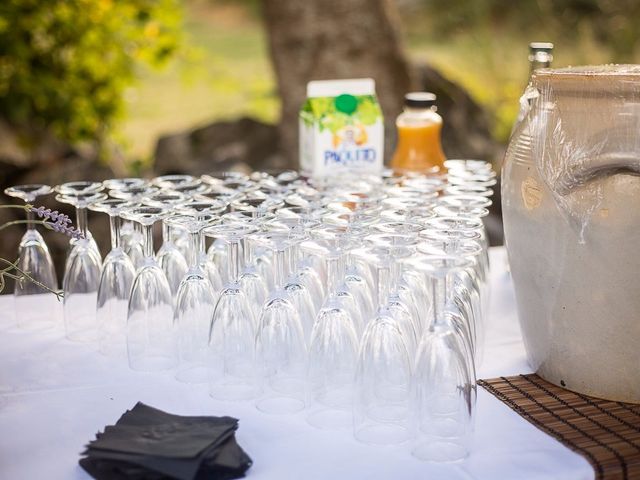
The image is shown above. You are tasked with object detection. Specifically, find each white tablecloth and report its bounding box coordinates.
[0,247,593,480]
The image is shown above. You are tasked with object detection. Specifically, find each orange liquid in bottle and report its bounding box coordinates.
[391,122,446,172]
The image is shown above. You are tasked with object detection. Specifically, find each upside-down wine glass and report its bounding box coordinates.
[169,213,219,383]
[4,184,59,330]
[144,191,189,300]
[305,226,360,430]
[206,223,261,400]
[254,231,307,414]
[353,243,412,446]
[409,253,476,462]
[56,189,107,341]
[121,206,177,372]
[90,199,136,357]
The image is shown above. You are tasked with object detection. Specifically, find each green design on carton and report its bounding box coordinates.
[300,94,382,134]
[335,94,358,114]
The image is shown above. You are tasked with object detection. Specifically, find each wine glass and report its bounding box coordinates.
[254,232,307,414]
[169,213,220,383]
[89,199,136,357]
[152,174,195,189]
[175,199,228,291]
[305,227,360,430]
[353,244,412,446]
[205,223,261,400]
[409,254,476,462]
[56,189,107,342]
[121,206,177,372]
[55,181,103,256]
[4,184,59,330]
[109,184,160,269]
[143,191,189,300]
[103,178,147,191]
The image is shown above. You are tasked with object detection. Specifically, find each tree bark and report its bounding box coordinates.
[262,0,416,167]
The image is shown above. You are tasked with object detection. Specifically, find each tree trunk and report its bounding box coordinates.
[262,0,416,167]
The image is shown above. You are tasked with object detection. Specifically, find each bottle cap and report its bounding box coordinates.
[529,42,554,53]
[404,92,436,109]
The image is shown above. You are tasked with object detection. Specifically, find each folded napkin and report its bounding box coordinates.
[79,403,252,480]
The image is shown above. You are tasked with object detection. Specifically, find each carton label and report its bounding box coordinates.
[300,79,384,178]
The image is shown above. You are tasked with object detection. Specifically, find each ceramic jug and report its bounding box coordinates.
[502,65,640,402]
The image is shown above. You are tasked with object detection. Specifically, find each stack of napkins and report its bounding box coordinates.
[79,403,252,480]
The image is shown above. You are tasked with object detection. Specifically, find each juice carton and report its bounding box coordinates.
[299,78,384,178]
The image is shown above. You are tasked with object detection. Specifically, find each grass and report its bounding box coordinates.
[120,1,278,162]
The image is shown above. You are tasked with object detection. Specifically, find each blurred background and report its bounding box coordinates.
[1,0,639,279]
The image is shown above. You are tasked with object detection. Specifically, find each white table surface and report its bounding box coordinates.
[0,247,594,480]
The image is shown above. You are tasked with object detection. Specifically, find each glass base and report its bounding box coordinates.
[128,354,177,372]
[15,296,59,331]
[175,364,207,384]
[412,439,469,463]
[210,382,261,402]
[66,326,99,343]
[354,423,411,446]
[306,408,352,430]
[256,395,304,415]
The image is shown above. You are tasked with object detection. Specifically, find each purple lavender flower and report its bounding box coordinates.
[30,205,84,240]
[32,206,72,225]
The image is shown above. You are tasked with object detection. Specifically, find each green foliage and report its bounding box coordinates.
[419,0,640,61]
[403,0,640,144]
[0,0,182,147]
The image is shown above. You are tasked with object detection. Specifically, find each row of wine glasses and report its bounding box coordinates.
[4,162,495,462]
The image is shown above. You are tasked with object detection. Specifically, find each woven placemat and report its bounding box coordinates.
[479,374,640,480]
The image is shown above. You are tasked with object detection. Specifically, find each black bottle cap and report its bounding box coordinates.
[404,92,436,108]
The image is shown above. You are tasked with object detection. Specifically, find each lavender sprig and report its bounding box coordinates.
[28,205,84,240]
[32,206,72,225]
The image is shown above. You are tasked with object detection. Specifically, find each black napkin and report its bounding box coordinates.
[79,403,252,480]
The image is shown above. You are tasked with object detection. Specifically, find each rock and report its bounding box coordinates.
[154,117,286,175]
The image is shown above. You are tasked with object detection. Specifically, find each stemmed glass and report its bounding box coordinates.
[365,233,420,359]
[143,191,189,299]
[110,184,159,269]
[205,223,261,400]
[56,188,107,341]
[4,184,59,329]
[168,213,219,383]
[409,254,476,462]
[353,243,413,446]
[55,181,103,256]
[121,206,177,372]
[254,232,307,414]
[175,199,228,291]
[305,226,360,430]
[89,199,135,357]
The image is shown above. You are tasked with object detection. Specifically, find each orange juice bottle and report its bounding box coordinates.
[390,92,446,172]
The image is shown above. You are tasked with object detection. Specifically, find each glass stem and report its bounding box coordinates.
[289,242,299,275]
[327,255,339,296]
[76,206,89,238]
[229,238,239,282]
[431,271,449,327]
[189,229,200,268]
[376,261,390,310]
[390,257,400,295]
[274,248,286,290]
[242,236,252,268]
[143,224,154,259]
[162,221,170,243]
[26,207,35,230]
[109,215,120,250]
